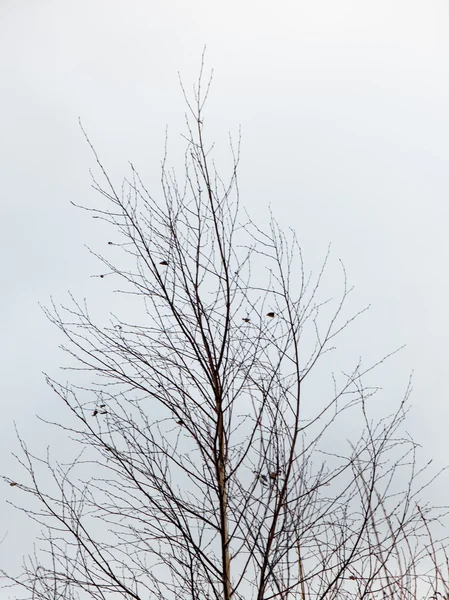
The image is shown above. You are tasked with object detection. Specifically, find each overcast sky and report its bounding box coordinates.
[1,0,449,584]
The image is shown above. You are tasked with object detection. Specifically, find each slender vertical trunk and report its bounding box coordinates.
[216,392,231,600]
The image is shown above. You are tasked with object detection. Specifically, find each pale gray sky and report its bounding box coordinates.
[1,0,449,583]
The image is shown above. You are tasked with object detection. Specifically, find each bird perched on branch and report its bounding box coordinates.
[253,471,268,486]
[92,406,107,417]
[266,312,275,318]
[242,318,250,323]
[159,260,169,266]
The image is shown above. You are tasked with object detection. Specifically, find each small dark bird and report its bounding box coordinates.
[108,241,114,245]
[253,471,268,486]
[266,312,275,318]
[9,482,17,487]
[92,409,98,417]
[269,471,278,480]
[176,420,184,426]
[242,318,250,323]
[159,260,169,266]
[99,404,106,408]
[99,275,105,279]
[99,410,108,415]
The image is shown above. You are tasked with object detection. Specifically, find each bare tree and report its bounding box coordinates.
[3,61,449,600]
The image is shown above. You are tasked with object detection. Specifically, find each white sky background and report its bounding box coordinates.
[1,0,449,584]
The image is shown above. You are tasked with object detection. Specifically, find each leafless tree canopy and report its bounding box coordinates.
[3,63,449,600]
